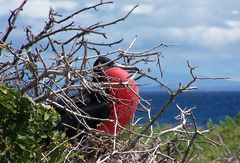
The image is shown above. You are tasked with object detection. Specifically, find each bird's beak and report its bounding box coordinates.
[114,63,139,72]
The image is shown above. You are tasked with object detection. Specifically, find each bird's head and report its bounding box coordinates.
[93,56,114,70]
[93,56,139,73]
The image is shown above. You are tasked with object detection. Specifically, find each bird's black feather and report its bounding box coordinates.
[54,57,114,138]
[55,90,110,138]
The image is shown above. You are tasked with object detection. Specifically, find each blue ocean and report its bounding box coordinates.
[137,91,240,127]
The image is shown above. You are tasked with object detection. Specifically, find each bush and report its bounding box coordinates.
[0,84,67,162]
[195,114,240,162]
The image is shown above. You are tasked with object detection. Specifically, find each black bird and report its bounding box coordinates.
[54,56,139,138]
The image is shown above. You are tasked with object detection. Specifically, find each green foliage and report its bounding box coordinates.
[1,84,239,162]
[198,114,240,162]
[135,115,240,162]
[0,84,68,162]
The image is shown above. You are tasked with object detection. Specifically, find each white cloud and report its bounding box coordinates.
[202,25,240,46]
[0,0,78,18]
[85,2,115,10]
[232,10,239,15]
[129,20,240,48]
[21,0,78,18]
[122,4,153,14]
[162,21,240,47]
[1,0,240,49]
[0,0,23,17]
[225,20,240,27]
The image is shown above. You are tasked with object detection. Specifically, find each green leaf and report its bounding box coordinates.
[22,95,35,105]
[0,84,68,161]
[17,134,27,140]
[44,112,50,121]
[1,89,7,94]
[18,143,27,151]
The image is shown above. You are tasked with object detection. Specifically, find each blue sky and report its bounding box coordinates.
[1,0,240,91]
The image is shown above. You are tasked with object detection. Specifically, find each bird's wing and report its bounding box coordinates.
[80,101,110,119]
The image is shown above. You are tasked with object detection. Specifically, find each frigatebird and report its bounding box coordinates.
[55,56,139,138]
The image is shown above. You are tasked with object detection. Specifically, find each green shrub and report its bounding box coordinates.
[197,113,240,162]
[0,84,67,162]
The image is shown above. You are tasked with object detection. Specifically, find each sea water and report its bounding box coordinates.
[136,91,240,127]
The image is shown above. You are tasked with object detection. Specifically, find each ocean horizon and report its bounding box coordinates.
[136,91,240,127]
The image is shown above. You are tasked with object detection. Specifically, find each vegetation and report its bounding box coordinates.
[1,84,239,162]
[200,114,240,162]
[0,1,238,162]
[0,84,69,162]
[152,114,240,162]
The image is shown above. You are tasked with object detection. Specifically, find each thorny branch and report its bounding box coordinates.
[1,0,27,45]
[0,1,228,162]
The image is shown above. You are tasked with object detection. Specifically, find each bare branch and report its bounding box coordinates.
[1,0,27,43]
[0,1,225,162]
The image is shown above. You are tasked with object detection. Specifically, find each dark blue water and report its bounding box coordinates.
[136,91,240,126]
